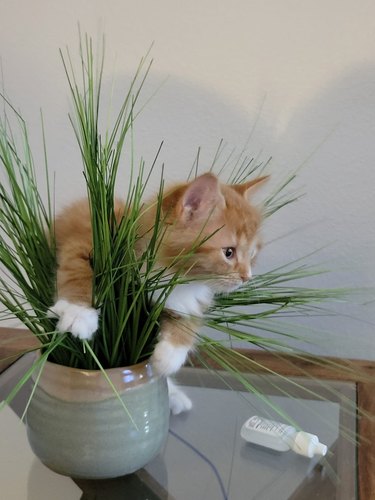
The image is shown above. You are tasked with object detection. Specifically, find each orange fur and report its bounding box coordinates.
[53,173,266,356]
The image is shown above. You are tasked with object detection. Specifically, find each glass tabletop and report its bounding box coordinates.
[0,353,357,500]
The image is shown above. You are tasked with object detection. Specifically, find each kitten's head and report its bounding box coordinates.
[145,172,267,293]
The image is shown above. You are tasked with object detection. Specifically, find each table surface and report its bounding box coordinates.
[0,353,357,500]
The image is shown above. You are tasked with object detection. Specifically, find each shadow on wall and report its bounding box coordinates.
[258,64,375,358]
[96,70,276,192]
[271,63,375,280]
[46,69,276,207]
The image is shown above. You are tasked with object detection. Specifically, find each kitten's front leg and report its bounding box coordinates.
[50,239,99,340]
[151,313,201,414]
[151,313,200,376]
[48,299,99,340]
[151,282,213,376]
[151,283,213,413]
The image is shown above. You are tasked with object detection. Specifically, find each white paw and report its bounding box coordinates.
[48,299,99,340]
[167,378,192,415]
[151,340,189,376]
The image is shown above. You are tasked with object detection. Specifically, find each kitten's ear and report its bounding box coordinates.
[232,175,269,197]
[179,173,225,222]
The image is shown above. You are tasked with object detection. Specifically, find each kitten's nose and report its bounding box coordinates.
[241,269,252,282]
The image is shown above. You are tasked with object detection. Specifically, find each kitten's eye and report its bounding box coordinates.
[223,247,236,259]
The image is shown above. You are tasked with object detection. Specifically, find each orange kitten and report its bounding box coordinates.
[50,173,267,414]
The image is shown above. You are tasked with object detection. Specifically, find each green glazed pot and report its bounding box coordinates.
[26,357,169,479]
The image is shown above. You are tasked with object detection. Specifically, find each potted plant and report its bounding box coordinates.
[0,35,348,479]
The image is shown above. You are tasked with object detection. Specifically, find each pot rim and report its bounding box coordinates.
[40,350,152,375]
[33,350,161,403]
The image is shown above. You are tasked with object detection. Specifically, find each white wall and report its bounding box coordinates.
[0,0,374,358]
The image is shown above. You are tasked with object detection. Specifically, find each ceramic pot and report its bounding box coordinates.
[26,357,169,479]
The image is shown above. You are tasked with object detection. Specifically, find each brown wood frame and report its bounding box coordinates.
[1,327,374,499]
